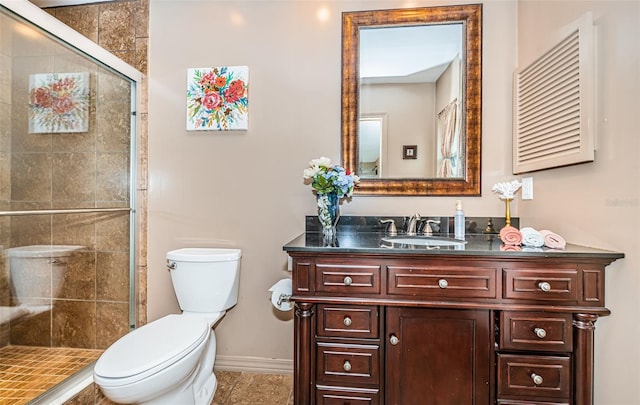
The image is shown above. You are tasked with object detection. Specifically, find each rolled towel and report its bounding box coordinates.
[499,226,522,246]
[500,244,522,252]
[539,229,566,249]
[520,227,544,248]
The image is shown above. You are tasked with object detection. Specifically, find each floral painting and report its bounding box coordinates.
[28,72,90,133]
[186,66,248,131]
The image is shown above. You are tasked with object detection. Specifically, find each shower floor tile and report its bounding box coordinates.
[0,345,102,404]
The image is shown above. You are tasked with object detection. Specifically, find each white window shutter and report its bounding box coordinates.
[513,13,595,174]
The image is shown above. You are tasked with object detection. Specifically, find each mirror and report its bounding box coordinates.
[342,4,482,195]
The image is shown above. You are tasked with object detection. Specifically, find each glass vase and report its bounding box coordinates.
[317,192,340,242]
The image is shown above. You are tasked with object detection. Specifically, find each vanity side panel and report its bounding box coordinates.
[580,266,605,305]
[294,260,313,293]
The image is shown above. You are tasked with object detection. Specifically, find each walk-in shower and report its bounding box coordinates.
[0,0,141,402]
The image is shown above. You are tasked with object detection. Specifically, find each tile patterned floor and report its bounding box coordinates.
[211,371,293,405]
[0,349,292,405]
[0,345,102,405]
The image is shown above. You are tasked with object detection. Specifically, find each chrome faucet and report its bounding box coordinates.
[405,214,421,236]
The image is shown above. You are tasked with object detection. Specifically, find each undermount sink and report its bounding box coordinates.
[382,236,467,247]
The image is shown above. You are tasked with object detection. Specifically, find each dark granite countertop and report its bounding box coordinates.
[283,231,624,260]
[283,216,624,260]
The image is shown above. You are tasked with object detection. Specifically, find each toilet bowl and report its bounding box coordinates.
[94,248,241,404]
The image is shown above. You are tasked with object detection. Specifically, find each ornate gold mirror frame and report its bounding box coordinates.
[342,4,482,196]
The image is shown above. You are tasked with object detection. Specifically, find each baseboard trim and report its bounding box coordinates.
[214,355,293,374]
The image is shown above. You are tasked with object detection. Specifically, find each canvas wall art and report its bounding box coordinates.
[28,72,90,133]
[186,66,248,131]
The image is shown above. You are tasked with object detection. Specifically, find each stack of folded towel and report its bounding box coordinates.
[499,226,522,245]
[520,227,544,248]
[539,229,567,249]
[499,226,566,249]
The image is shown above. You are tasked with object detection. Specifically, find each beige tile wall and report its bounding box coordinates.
[0,0,149,354]
[52,0,149,321]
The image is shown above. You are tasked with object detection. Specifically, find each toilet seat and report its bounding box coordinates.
[94,314,209,387]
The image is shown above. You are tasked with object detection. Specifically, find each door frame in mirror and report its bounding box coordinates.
[342,4,482,196]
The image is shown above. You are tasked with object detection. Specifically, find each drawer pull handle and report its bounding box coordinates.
[343,276,353,286]
[531,373,544,386]
[538,281,551,292]
[390,335,399,345]
[438,279,449,289]
[343,317,352,327]
[343,361,352,372]
[534,327,547,339]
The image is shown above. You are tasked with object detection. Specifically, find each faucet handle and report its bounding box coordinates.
[380,219,398,236]
[419,219,440,236]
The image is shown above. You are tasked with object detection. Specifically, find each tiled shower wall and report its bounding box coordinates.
[44,0,150,328]
[7,79,132,350]
[0,0,149,350]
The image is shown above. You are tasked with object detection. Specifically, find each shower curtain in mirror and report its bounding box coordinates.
[436,99,459,178]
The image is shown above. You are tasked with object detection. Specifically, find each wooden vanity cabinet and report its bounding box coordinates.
[288,252,617,405]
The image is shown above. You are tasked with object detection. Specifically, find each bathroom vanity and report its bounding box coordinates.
[283,227,623,405]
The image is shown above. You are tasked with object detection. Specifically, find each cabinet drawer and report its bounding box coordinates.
[317,305,379,338]
[316,342,380,386]
[503,269,578,302]
[497,354,571,401]
[316,264,381,294]
[316,385,380,405]
[500,311,573,352]
[388,266,497,298]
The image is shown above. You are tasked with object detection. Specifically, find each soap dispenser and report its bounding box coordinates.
[454,200,465,240]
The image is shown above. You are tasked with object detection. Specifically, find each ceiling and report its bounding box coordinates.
[360,23,463,84]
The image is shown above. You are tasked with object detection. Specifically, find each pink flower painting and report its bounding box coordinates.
[186,66,248,131]
[28,72,89,133]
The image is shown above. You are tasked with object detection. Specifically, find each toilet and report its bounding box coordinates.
[93,248,241,404]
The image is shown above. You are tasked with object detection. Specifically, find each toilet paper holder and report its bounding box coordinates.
[269,278,293,311]
[276,293,292,306]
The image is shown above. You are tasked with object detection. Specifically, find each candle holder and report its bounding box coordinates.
[504,198,512,227]
[492,180,522,229]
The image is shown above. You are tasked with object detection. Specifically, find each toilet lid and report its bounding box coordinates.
[94,314,209,380]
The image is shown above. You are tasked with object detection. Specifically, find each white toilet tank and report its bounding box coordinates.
[7,245,84,306]
[166,248,241,313]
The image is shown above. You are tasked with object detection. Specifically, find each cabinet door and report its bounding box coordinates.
[386,307,491,405]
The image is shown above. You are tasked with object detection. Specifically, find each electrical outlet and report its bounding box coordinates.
[522,177,534,200]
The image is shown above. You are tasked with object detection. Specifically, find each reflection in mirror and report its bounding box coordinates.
[342,5,482,196]
[359,24,463,179]
[358,113,387,178]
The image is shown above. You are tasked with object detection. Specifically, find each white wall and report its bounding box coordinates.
[147,0,518,366]
[517,1,640,403]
